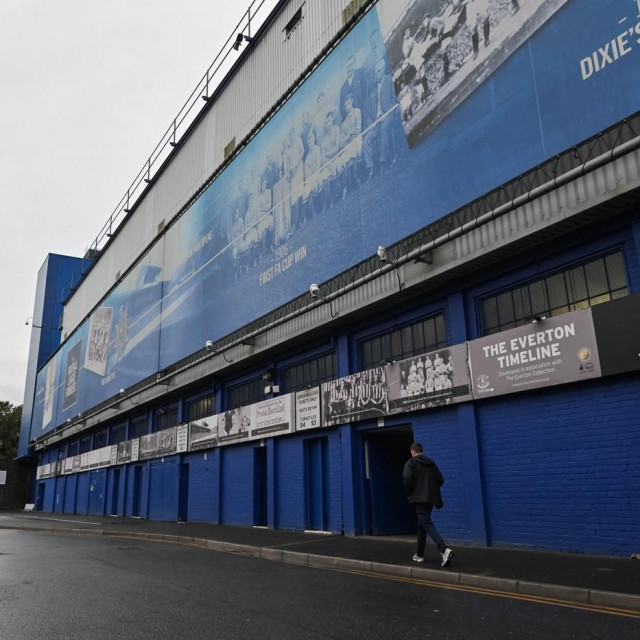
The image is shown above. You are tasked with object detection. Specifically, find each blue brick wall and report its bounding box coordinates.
[410,406,472,544]
[477,373,640,555]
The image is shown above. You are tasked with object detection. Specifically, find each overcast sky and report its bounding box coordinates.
[0,0,279,407]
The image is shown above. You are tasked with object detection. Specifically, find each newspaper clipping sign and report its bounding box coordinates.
[251,394,294,438]
[468,309,601,398]
[295,387,322,431]
[176,424,189,453]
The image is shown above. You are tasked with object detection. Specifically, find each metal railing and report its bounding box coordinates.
[62,0,277,299]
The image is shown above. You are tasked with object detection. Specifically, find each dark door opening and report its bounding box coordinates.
[253,447,267,527]
[111,469,120,516]
[305,437,328,531]
[131,466,142,517]
[36,483,46,511]
[364,427,415,535]
[178,463,189,522]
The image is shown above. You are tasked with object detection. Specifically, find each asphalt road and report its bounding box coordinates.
[1,530,639,640]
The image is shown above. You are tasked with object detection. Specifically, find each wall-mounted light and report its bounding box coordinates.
[531,314,547,323]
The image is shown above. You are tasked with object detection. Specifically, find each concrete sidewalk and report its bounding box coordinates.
[2,512,639,613]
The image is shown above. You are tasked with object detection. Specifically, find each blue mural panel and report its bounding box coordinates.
[33,0,640,434]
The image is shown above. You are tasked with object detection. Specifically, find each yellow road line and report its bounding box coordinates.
[312,564,640,620]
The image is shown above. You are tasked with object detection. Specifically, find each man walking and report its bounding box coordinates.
[403,442,454,567]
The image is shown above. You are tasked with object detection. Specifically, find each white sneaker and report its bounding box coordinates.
[441,548,454,567]
[412,554,424,563]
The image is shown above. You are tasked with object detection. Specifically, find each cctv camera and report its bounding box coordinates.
[205,340,214,351]
[119,388,126,397]
[309,284,320,298]
[377,246,388,263]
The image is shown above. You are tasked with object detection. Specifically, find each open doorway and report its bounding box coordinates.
[364,426,415,535]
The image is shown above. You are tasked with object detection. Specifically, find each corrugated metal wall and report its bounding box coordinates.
[63,0,350,334]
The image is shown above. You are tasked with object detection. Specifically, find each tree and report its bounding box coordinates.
[0,401,22,459]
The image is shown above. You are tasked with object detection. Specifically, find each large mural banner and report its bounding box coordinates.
[32,0,640,437]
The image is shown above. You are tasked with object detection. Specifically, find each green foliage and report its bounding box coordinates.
[0,401,22,459]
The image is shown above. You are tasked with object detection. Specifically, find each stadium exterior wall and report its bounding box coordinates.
[22,0,640,557]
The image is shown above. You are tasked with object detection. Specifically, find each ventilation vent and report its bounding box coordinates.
[283,5,303,39]
[158,219,166,235]
[224,137,236,160]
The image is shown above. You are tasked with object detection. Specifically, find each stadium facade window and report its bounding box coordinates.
[226,378,264,409]
[129,415,148,439]
[187,395,214,421]
[79,436,91,454]
[93,428,108,449]
[480,251,629,335]
[155,405,179,432]
[280,352,336,393]
[358,313,446,370]
[110,424,127,446]
[67,441,79,457]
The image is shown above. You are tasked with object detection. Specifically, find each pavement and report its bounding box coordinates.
[2,511,640,613]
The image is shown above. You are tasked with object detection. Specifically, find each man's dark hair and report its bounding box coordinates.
[410,442,423,453]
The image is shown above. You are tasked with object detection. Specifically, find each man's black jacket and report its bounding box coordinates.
[403,453,444,508]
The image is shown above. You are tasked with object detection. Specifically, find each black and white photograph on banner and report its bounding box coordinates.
[84,306,113,376]
[322,366,388,426]
[189,414,218,451]
[251,394,294,438]
[217,406,251,445]
[156,427,178,456]
[116,439,133,464]
[62,340,82,411]
[378,0,569,146]
[386,343,472,412]
[139,432,158,460]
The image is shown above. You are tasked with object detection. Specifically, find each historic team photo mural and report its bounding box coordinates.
[32,0,640,435]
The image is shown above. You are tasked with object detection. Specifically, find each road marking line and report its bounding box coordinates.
[17,515,102,526]
[314,565,640,620]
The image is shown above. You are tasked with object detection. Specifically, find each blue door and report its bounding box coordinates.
[54,476,66,513]
[88,470,106,515]
[64,474,77,513]
[148,460,178,521]
[76,473,90,515]
[305,438,328,531]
